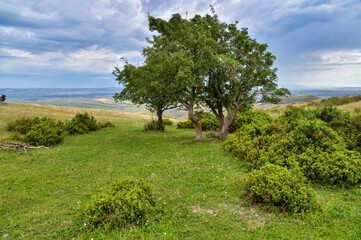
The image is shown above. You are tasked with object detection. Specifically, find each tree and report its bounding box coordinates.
[113,48,179,130]
[148,9,289,139]
[202,17,290,138]
[148,13,217,140]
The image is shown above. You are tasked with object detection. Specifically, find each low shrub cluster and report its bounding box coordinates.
[66,113,114,135]
[143,118,174,131]
[226,106,361,212]
[228,110,272,133]
[242,164,317,213]
[6,117,65,146]
[177,111,218,131]
[6,113,114,146]
[82,178,154,229]
[176,110,269,132]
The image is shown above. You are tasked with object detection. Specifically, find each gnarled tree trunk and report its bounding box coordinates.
[217,107,238,139]
[188,110,202,140]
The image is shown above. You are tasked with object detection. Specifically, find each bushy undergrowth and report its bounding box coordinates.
[163,118,173,126]
[144,120,164,131]
[82,178,154,229]
[6,113,114,146]
[66,113,113,135]
[176,110,270,132]
[143,118,173,131]
[242,163,317,213]
[6,117,65,146]
[177,111,218,131]
[24,120,65,146]
[228,110,272,133]
[225,106,361,189]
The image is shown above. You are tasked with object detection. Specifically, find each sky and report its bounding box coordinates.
[0,0,361,88]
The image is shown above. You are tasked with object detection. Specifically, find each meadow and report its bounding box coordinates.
[1,101,361,239]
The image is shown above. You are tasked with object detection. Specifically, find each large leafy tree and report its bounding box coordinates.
[148,13,217,140]
[113,48,179,130]
[148,9,289,139]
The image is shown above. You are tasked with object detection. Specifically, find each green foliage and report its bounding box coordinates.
[6,116,65,146]
[176,119,194,129]
[100,121,115,129]
[143,120,164,131]
[242,164,317,213]
[66,113,114,135]
[292,149,361,186]
[143,118,173,131]
[177,111,218,131]
[82,178,154,229]
[225,106,361,187]
[24,120,65,146]
[66,113,99,135]
[162,118,173,126]
[6,116,41,134]
[228,110,272,133]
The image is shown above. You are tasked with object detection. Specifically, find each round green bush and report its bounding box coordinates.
[242,163,317,213]
[228,110,272,133]
[66,113,100,134]
[293,149,361,186]
[24,121,65,146]
[176,111,218,130]
[162,118,173,126]
[83,178,154,229]
[143,120,165,131]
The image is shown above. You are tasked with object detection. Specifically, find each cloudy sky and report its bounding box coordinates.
[1,0,361,88]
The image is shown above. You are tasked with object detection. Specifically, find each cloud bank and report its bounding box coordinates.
[0,0,360,87]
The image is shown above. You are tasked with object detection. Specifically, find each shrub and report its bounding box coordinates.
[176,111,218,130]
[293,149,361,186]
[6,116,63,135]
[83,178,154,229]
[66,113,113,134]
[242,164,317,213]
[6,116,65,146]
[6,117,41,134]
[100,121,115,129]
[23,120,65,146]
[177,119,194,129]
[225,108,361,186]
[143,120,164,131]
[163,118,173,126]
[228,110,272,133]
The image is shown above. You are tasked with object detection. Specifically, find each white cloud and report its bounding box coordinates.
[0,46,142,73]
[284,49,361,87]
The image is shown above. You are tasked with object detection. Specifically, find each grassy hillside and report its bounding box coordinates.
[279,94,319,104]
[1,103,361,239]
[255,94,361,118]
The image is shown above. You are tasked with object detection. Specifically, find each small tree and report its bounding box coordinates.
[148,13,217,140]
[113,48,179,130]
[148,9,289,139]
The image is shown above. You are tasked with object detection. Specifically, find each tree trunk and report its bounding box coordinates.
[156,109,164,131]
[218,121,230,139]
[217,108,238,139]
[188,110,202,140]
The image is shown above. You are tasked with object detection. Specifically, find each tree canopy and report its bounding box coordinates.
[114,8,289,139]
[147,9,289,138]
[113,47,179,130]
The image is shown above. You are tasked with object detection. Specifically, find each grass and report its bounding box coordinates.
[1,103,361,239]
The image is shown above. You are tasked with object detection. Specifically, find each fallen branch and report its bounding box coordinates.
[0,141,51,154]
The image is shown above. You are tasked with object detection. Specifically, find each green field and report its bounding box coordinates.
[1,102,361,239]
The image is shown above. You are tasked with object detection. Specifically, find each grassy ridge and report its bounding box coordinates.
[1,103,361,239]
